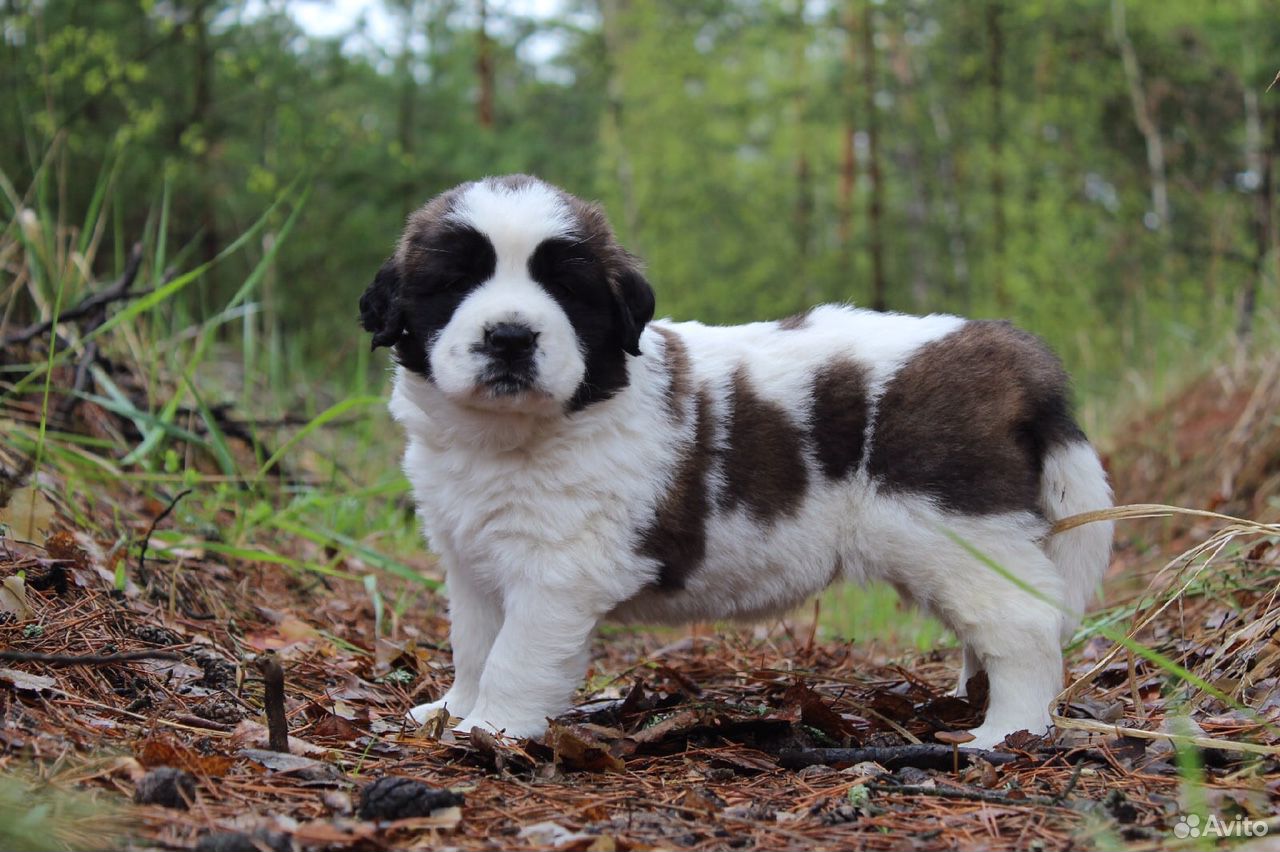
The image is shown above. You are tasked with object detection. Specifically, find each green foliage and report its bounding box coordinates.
[0,773,120,852]
[2,0,1276,434]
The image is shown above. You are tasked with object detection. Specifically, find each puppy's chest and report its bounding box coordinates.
[413,424,669,553]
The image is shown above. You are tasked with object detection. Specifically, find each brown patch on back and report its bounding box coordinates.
[777,309,812,331]
[810,359,870,480]
[867,320,1084,515]
[651,326,691,422]
[638,389,715,590]
[719,367,809,522]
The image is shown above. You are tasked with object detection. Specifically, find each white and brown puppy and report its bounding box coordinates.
[359,175,1113,749]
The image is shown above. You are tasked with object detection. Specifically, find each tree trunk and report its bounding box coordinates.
[598,0,639,239]
[985,0,1007,309]
[476,0,495,129]
[1112,0,1169,229]
[791,1,814,301]
[862,1,886,312]
[928,90,969,307]
[395,3,416,211]
[837,2,859,283]
[191,0,218,269]
[1239,95,1277,345]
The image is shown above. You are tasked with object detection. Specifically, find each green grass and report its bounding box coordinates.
[818,582,951,652]
[0,774,120,852]
[1,149,427,626]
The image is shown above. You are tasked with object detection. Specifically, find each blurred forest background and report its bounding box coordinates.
[4,0,1279,436]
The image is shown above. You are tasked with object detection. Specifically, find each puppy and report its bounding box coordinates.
[359,175,1113,749]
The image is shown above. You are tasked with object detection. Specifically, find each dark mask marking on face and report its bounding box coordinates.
[719,367,809,523]
[867,320,1085,516]
[394,224,498,381]
[528,190,654,411]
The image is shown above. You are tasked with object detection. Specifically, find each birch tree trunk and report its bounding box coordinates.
[1112,0,1169,229]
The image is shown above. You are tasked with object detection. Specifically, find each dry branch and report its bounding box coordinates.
[778,744,1019,771]
[0,649,182,665]
[1,242,147,348]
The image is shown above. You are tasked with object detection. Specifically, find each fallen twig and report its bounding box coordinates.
[867,782,1064,808]
[0,649,182,665]
[136,488,193,581]
[778,744,1020,771]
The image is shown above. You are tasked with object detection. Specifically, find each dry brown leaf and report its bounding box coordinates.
[137,736,235,777]
[231,719,328,756]
[0,575,32,620]
[0,666,57,693]
[547,721,625,772]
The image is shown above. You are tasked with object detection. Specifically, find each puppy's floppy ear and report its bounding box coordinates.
[611,260,656,357]
[359,256,406,351]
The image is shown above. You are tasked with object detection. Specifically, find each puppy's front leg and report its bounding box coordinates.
[407,567,502,724]
[454,585,597,739]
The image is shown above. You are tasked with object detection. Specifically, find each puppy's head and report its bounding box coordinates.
[360,175,654,413]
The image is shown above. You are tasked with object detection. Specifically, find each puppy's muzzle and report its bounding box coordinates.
[476,322,539,394]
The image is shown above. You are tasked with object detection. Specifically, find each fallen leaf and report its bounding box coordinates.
[546,721,624,772]
[137,736,235,777]
[240,748,344,782]
[0,667,57,693]
[0,575,32,620]
[311,713,363,742]
[231,720,328,756]
[1,484,57,540]
[43,530,90,571]
[784,681,856,742]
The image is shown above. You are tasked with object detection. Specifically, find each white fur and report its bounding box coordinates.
[1040,441,1115,636]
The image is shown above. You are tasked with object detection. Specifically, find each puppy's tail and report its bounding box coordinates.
[1039,440,1114,639]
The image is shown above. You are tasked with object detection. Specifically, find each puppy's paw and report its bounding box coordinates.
[966,719,1051,751]
[407,691,470,725]
[453,711,548,741]
[964,726,1008,751]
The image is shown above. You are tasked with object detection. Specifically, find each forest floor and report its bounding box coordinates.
[3,355,1280,851]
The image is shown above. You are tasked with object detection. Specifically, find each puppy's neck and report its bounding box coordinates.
[389,368,572,452]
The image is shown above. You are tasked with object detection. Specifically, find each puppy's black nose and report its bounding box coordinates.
[484,322,538,359]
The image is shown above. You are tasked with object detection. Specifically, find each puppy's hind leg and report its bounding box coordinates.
[927,532,1066,750]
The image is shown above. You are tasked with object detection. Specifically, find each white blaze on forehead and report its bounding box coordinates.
[448,180,576,278]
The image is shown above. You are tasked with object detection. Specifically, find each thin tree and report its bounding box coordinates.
[862,0,886,311]
[598,0,639,239]
[476,0,495,129]
[837,1,860,285]
[1112,0,1169,229]
[985,0,1007,309]
[791,0,814,302]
